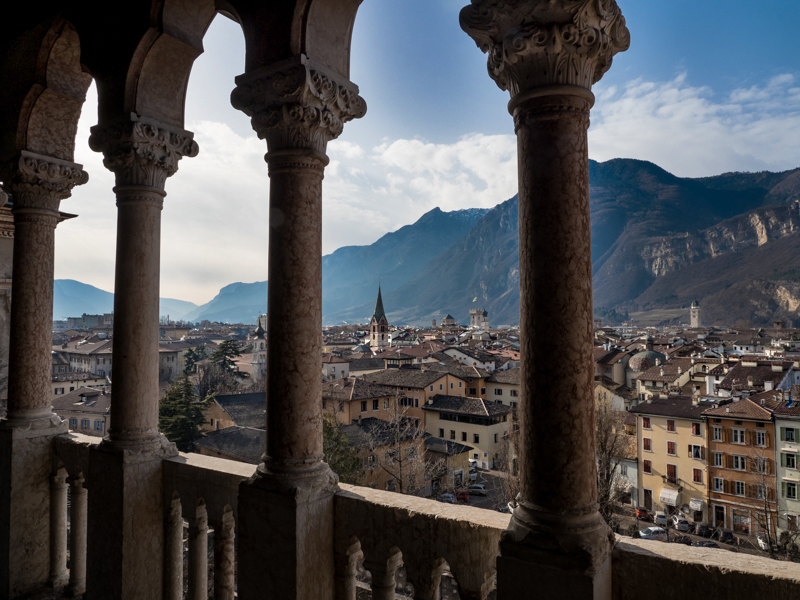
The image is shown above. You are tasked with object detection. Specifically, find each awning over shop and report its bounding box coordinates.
[659,488,679,507]
[689,498,704,512]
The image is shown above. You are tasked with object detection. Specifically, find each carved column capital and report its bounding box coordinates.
[460,0,630,99]
[2,151,88,216]
[231,55,367,154]
[88,116,199,189]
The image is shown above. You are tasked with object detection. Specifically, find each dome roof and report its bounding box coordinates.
[691,299,699,308]
[629,349,666,371]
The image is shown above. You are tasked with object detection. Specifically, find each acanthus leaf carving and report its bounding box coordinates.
[460,0,630,97]
[1,152,89,214]
[89,118,199,189]
[231,57,367,154]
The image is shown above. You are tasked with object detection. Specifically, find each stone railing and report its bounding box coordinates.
[334,484,509,599]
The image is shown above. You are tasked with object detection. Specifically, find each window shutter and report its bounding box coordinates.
[688,444,692,457]
[701,446,706,460]
[782,453,787,468]
[746,484,754,499]
[765,432,770,448]
[781,427,786,442]
[726,454,733,469]
[783,481,787,499]
[724,479,731,494]
[767,458,774,475]
[769,487,776,502]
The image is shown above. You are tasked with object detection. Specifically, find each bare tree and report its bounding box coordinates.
[496,427,521,507]
[595,398,631,523]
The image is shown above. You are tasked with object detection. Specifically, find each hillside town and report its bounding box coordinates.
[37,291,800,561]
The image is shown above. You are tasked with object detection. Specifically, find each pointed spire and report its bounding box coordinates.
[373,284,386,323]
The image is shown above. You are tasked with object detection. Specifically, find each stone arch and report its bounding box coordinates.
[3,18,92,163]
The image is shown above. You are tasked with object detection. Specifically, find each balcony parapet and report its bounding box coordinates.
[334,484,509,599]
[613,536,800,599]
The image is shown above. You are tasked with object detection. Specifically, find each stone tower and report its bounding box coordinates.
[469,308,489,329]
[369,284,389,352]
[690,300,701,328]
[251,321,267,383]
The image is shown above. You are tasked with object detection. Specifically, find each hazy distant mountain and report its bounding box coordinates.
[322,207,489,321]
[53,280,198,321]
[180,281,268,324]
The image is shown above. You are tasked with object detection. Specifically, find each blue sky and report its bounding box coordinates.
[60,1,800,305]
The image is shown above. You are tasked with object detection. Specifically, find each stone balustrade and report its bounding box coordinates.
[40,436,800,599]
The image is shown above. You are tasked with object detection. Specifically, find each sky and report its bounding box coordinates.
[58,0,800,305]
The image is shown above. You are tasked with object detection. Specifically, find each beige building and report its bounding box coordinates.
[322,377,397,425]
[52,387,111,438]
[361,368,468,423]
[422,394,512,469]
[52,372,108,397]
[486,367,520,407]
[630,395,709,522]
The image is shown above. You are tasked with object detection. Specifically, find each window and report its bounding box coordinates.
[462,432,467,442]
[94,420,103,431]
[756,431,766,447]
[480,388,486,395]
[68,418,77,428]
[620,464,628,477]
[494,433,498,443]
[693,468,702,484]
[642,417,651,429]
[784,482,798,500]
[474,434,480,444]
[692,423,701,436]
[430,386,434,392]
[713,477,724,492]
[415,398,419,408]
[755,457,767,474]
[439,428,444,438]
[360,401,367,413]
[384,399,390,409]
[80,419,89,429]
[511,401,518,409]
[690,445,703,460]
[732,428,746,444]
[782,452,796,469]
[643,460,652,474]
[439,384,443,391]
[55,387,64,395]
[643,438,651,452]
[450,430,455,440]
[735,481,745,496]
[666,464,677,484]
[783,427,797,442]
[459,382,462,388]
[757,484,767,500]
[667,420,676,432]
[450,383,454,389]
[373,399,379,411]
[510,389,518,397]
[469,388,477,395]
[733,455,746,471]
[714,452,723,467]
[495,388,503,396]
[667,441,677,456]
[713,426,722,441]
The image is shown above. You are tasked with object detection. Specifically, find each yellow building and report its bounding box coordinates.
[630,395,709,523]
[422,394,511,470]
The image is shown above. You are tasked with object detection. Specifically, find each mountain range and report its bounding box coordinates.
[54,158,800,328]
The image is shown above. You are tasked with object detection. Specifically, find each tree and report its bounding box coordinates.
[211,340,248,379]
[158,372,212,451]
[595,398,632,523]
[322,413,362,485]
[183,344,207,375]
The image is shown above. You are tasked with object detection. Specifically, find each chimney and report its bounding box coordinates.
[655,359,661,367]
[725,407,730,413]
[765,380,774,391]
[692,396,699,406]
[706,375,716,396]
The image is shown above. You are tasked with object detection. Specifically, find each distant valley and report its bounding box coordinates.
[55,159,800,329]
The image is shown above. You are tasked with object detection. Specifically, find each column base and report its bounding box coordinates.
[86,435,176,600]
[0,418,68,598]
[497,504,613,600]
[237,461,338,600]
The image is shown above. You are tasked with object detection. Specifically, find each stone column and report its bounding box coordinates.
[0,152,87,598]
[212,508,235,600]
[230,56,365,600]
[188,500,208,600]
[67,473,87,597]
[364,551,403,600]
[460,2,629,599]
[50,470,69,588]
[84,116,197,599]
[164,494,184,600]
[334,537,362,600]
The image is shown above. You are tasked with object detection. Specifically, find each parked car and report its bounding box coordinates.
[653,511,668,526]
[672,535,693,546]
[496,504,512,514]
[692,540,720,548]
[455,490,469,503]
[468,484,487,496]
[693,524,712,538]
[469,470,478,481]
[635,507,651,521]
[439,493,456,504]
[640,526,666,537]
[715,530,737,545]
[671,516,691,532]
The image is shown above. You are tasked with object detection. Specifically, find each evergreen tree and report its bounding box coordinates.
[159,372,212,451]
[211,340,248,378]
[322,413,361,485]
[183,343,207,374]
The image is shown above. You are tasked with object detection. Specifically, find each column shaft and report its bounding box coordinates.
[68,475,87,596]
[164,495,184,600]
[188,502,208,600]
[265,150,325,467]
[515,93,597,512]
[212,510,235,600]
[108,188,164,446]
[49,471,69,588]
